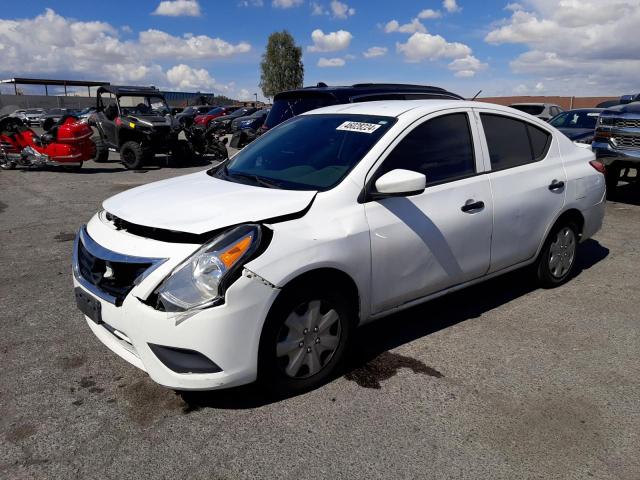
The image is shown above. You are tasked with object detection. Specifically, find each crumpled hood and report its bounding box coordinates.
[103,170,316,234]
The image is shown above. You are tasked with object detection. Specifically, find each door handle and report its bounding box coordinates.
[548,179,565,191]
[461,199,485,213]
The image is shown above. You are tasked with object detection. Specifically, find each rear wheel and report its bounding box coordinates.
[120,141,148,170]
[605,164,620,193]
[535,221,579,288]
[93,138,109,163]
[258,285,354,395]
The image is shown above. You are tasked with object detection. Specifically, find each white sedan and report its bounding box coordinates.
[72,100,606,394]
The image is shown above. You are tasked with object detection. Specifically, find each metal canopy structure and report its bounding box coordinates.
[0,77,110,96]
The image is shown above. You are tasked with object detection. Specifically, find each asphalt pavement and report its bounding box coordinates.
[1,159,639,479]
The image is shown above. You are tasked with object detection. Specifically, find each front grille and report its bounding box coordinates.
[613,134,640,150]
[614,119,640,129]
[77,240,152,305]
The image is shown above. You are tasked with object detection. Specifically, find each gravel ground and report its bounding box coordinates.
[0,159,639,480]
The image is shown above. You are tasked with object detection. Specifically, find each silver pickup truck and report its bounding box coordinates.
[593,95,640,190]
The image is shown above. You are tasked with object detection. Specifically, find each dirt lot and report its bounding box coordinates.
[1,159,639,480]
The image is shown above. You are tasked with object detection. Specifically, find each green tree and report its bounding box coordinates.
[260,30,304,99]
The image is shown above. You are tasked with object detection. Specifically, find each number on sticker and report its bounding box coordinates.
[336,121,382,134]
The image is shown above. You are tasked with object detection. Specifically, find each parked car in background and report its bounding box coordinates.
[208,107,257,134]
[261,83,464,133]
[9,109,28,123]
[24,108,46,126]
[76,107,96,121]
[593,97,640,190]
[175,105,213,125]
[232,109,270,132]
[42,108,74,129]
[72,100,605,394]
[549,108,602,145]
[509,103,563,121]
[194,106,239,128]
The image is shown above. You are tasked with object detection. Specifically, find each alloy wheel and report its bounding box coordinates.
[276,300,342,379]
[548,226,576,278]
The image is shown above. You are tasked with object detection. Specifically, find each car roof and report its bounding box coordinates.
[561,108,603,112]
[274,83,463,101]
[510,103,558,107]
[302,99,523,118]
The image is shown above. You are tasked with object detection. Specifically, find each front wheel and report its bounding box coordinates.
[258,285,354,395]
[535,221,579,288]
[120,141,148,170]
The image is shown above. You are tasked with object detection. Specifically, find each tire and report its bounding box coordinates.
[535,221,579,288]
[93,138,109,163]
[258,284,354,395]
[120,141,148,170]
[605,165,620,193]
[168,140,193,167]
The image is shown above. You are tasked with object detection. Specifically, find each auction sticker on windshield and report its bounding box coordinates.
[337,121,382,134]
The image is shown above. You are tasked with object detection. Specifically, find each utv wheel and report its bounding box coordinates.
[120,141,147,170]
[258,285,354,395]
[605,165,619,193]
[535,221,579,288]
[93,138,109,163]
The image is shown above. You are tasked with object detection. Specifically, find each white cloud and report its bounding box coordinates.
[152,0,201,17]
[239,0,264,5]
[237,88,253,100]
[330,1,355,19]
[166,64,230,92]
[311,2,325,15]
[139,30,251,59]
[484,0,640,94]
[272,0,303,8]
[396,32,471,62]
[308,29,352,52]
[363,46,388,58]
[318,57,346,67]
[417,9,442,19]
[443,0,461,13]
[448,54,487,77]
[0,9,251,92]
[384,18,426,34]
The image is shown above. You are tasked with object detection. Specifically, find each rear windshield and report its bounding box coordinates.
[264,94,336,129]
[221,114,396,191]
[510,105,545,115]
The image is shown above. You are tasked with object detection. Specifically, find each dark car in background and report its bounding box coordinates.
[593,97,640,190]
[549,108,602,145]
[261,83,463,133]
[175,105,212,125]
[208,107,257,133]
[231,108,269,132]
[41,108,75,129]
[509,103,563,121]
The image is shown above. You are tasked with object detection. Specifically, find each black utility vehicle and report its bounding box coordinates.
[261,83,464,133]
[91,85,187,169]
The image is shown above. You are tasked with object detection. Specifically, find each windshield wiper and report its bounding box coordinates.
[227,171,282,189]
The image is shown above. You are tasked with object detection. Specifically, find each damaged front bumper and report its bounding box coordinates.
[72,215,280,390]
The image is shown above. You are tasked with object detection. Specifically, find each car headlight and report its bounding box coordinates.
[156,224,264,312]
[598,116,613,126]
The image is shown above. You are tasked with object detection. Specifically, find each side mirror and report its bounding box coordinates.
[373,169,426,197]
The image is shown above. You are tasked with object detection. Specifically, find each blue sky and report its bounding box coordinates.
[1,0,638,100]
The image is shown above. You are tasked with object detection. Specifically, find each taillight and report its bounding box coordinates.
[589,160,606,174]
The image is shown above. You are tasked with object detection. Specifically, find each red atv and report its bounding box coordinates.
[0,115,95,171]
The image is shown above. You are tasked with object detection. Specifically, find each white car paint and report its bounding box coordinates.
[73,100,606,390]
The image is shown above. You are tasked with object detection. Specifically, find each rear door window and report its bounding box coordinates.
[376,112,476,186]
[481,114,552,170]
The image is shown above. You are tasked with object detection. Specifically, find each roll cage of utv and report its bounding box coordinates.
[91,85,187,169]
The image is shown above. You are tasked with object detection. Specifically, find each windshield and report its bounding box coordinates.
[511,104,545,115]
[550,110,600,129]
[206,107,223,115]
[118,95,169,116]
[219,114,396,191]
[264,94,336,129]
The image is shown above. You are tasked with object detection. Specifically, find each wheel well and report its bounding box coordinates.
[276,268,361,324]
[555,209,585,238]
